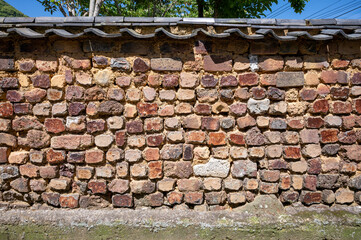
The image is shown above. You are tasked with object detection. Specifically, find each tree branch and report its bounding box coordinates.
[162,0,178,17]
[58,3,68,16]
[94,0,105,16]
[114,0,122,16]
[89,0,95,16]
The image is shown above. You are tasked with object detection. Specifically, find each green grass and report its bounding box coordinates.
[0,0,27,17]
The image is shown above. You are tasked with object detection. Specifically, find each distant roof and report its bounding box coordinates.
[0,17,361,40]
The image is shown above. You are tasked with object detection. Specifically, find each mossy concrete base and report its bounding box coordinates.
[0,196,361,239]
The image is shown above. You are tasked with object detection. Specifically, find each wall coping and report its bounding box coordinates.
[0,17,360,40]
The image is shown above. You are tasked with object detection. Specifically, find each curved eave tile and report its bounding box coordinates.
[84,28,122,38]
[287,31,333,40]
[256,29,297,41]
[45,29,84,38]
[119,28,155,38]
[7,28,44,38]
[321,29,361,40]
[0,31,9,37]
[224,28,264,39]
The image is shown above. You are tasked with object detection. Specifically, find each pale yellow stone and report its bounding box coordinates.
[51,75,66,88]
[285,88,298,102]
[287,102,309,116]
[292,175,303,190]
[18,74,30,87]
[305,71,320,86]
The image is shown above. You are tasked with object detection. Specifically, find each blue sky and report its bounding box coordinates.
[7,0,361,19]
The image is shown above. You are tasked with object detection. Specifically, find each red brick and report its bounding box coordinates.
[338,130,357,144]
[141,148,159,162]
[68,102,86,116]
[269,159,289,170]
[144,118,163,132]
[355,99,361,114]
[0,147,9,163]
[201,117,220,131]
[162,74,179,88]
[283,146,301,159]
[148,161,162,179]
[303,175,317,191]
[19,164,39,178]
[238,73,258,86]
[137,102,158,117]
[59,194,79,208]
[307,158,321,175]
[88,180,107,194]
[300,88,318,101]
[330,87,349,100]
[184,192,203,205]
[220,75,237,87]
[44,118,65,134]
[201,74,218,87]
[251,87,266,99]
[112,194,133,207]
[208,132,226,146]
[13,103,32,115]
[87,119,105,133]
[237,115,256,129]
[194,103,211,115]
[332,59,349,69]
[31,74,50,88]
[321,70,347,84]
[115,130,126,147]
[126,120,143,134]
[185,131,206,144]
[287,118,304,129]
[320,129,339,143]
[6,90,23,102]
[147,134,164,147]
[331,101,352,114]
[351,72,361,85]
[229,103,247,116]
[203,55,232,72]
[228,132,246,145]
[342,115,355,129]
[306,117,324,129]
[300,191,322,205]
[167,191,183,205]
[312,99,329,114]
[260,170,280,182]
[260,182,278,194]
[0,102,13,118]
[46,149,66,165]
[39,166,57,179]
[65,85,84,101]
[85,149,104,164]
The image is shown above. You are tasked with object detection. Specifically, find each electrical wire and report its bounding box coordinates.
[334,5,361,18]
[270,6,292,18]
[313,0,360,18]
[267,3,290,18]
[305,0,340,19]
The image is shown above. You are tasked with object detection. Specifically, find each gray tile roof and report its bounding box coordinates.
[0,17,360,40]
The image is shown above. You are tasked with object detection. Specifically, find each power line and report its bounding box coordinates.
[313,0,359,18]
[268,3,290,18]
[334,5,361,18]
[317,2,361,18]
[314,1,356,18]
[306,0,340,19]
[271,6,292,18]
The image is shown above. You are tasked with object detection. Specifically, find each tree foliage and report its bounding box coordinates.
[37,0,309,18]
[0,0,26,17]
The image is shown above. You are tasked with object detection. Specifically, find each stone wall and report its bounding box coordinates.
[0,35,361,210]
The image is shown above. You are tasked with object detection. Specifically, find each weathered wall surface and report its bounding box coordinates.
[0,35,361,209]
